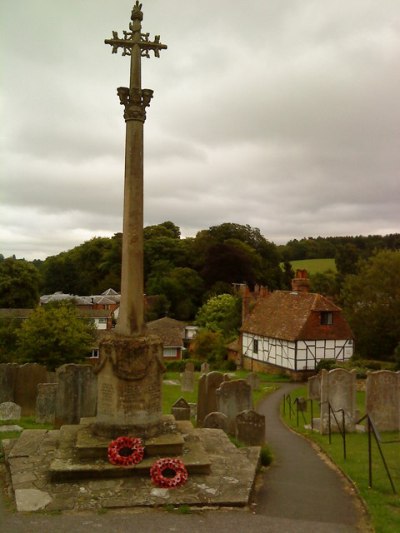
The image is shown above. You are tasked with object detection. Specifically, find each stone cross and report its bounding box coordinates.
[105,1,167,336]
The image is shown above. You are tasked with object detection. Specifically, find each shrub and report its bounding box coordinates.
[316,358,337,372]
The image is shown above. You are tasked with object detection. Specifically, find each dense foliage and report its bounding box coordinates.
[341,250,400,360]
[0,257,40,308]
[15,302,97,370]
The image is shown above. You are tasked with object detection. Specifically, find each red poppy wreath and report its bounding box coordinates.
[150,457,188,488]
[107,436,144,466]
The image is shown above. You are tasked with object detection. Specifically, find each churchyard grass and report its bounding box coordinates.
[282,386,400,533]
[162,370,288,415]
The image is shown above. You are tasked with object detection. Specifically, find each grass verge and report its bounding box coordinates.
[282,386,400,533]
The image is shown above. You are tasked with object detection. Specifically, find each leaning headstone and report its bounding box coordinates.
[55,364,97,427]
[246,372,260,391]
[200,362,210,375]
[320,368,357,435]
[0,363,19,403]
[36,383,58,424]
[366,371,400,431]
[203,411,228,432]
[236,409,265,445]
[181,366,194,392]
[216,379,252,434]
[171,397,191,421]
[196,371,224,427]
[308,374,321,400]
[0,401,21,421]
[14,363,48,416]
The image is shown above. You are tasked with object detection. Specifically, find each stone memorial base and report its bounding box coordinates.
[2,419,261,512]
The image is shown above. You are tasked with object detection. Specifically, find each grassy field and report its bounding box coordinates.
[282,386,400,533]
[286,258,336,274]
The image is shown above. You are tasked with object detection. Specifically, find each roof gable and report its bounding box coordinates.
[242,291,345,341]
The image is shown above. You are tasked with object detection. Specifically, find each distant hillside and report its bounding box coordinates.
[288,258,336,275]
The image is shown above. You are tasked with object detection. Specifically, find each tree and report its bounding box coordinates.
[0,257,41,308]
[195,293,242,339]
[16,302,96,370]
[189,329,227,364]
[310,270,339,299]
[0,318,21,363]
[341,250,400,360]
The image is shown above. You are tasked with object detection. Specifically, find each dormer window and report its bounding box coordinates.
[321,312,333,325]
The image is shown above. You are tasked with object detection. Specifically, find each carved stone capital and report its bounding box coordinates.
[117,87,153,122]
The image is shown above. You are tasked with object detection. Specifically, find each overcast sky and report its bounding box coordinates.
[1,0,399,261]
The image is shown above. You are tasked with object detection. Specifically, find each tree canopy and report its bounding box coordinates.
[195,293,242,340]
[341,250,400,360]
[16,302,96,370]
[0,257,40,308]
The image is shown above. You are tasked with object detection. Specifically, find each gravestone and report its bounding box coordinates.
[200,362,210,375]
[0,401,21,421]
[36,383,58,424]
[171,397,191,421]
[246,372,260,391]
[236,410,265,445]
[366,371,400,431]
[216,380,252,434]
[320,368,357,434]
[181,365,194,392]
[55,364,97,427]
[0,363,19,403]
[203,411,228,432]
[14,363,48,416]
[185,362,195,372]
[197,371,224,427]
[308,374,321,400]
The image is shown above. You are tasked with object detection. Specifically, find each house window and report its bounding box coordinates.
[320,312,333,325]
[253,339,259,354]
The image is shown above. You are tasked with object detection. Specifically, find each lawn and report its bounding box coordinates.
[282,386,400,533]
[286,258,336,274]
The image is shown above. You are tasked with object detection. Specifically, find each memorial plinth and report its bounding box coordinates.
[94,333,166,438]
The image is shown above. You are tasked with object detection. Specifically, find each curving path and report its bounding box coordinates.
[256,382,370,531]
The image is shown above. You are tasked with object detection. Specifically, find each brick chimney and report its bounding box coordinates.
[291,269,310,293]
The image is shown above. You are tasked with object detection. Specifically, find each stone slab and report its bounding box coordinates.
[5,426,259,511]
[0,425,23,433]
[8,430,49,458]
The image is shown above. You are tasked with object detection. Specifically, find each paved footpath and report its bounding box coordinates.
[0,383,372,533]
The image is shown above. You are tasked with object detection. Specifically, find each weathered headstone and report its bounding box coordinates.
[308,374,321,400]
[14,363,48,416]
[181,366,195,392]
[185,362,195,372]
[246,372,260,391]
[203,411,228,432]
[236,410,265,445]
[171,397,191,421]
[200,362,210,375]
[0,401,21,421]
[36,383,58,424]
[320,368,357,434]
[216,379,252,434]
[0,363,19,403]
[366,371,400,431]
[55,364,97,427]
[197,371,224,427]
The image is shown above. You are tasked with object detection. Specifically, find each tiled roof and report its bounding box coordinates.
[146,316,186,347]
[242,290,352,341]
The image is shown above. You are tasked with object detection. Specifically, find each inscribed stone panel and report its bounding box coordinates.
[366,371,400,431]
[216,379,252,434]
[55,364,97,427]
[196,371,224,427]
[236,409,265,445]
[320,368,357,434]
